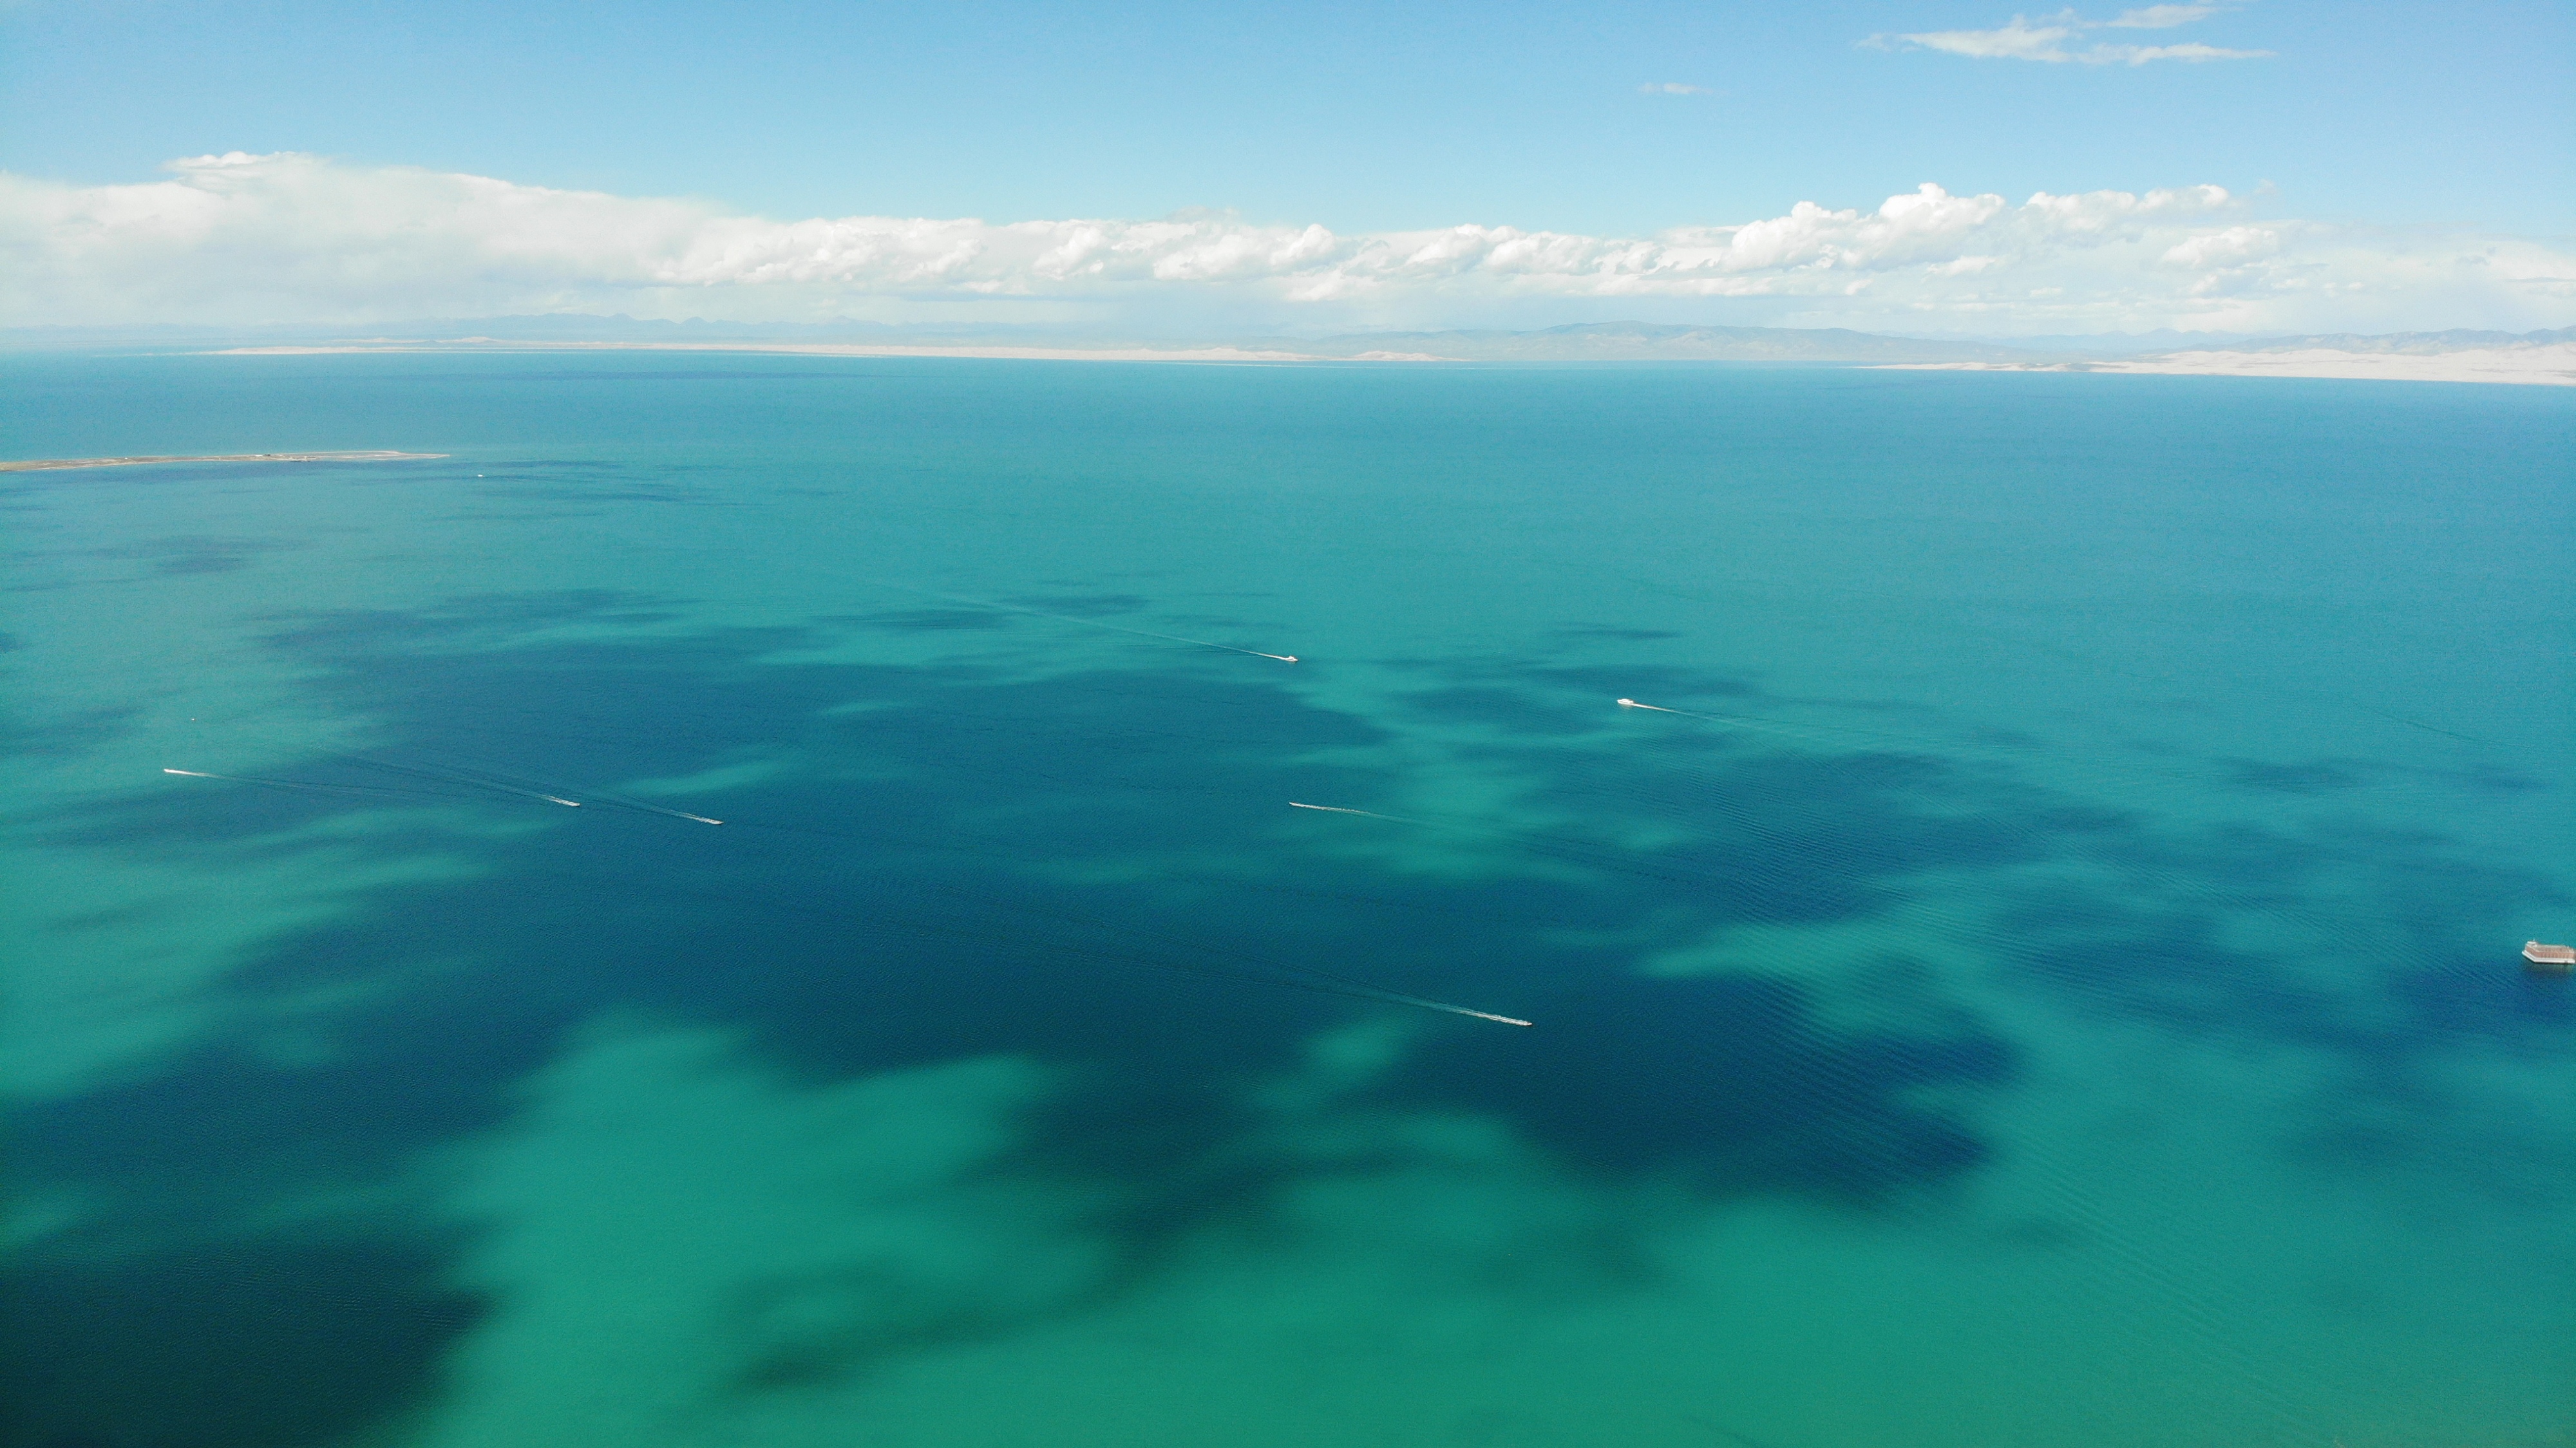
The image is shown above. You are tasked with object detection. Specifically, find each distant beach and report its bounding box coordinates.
[1878,343,2576,386]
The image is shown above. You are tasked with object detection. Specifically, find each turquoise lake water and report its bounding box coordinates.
[5,353,2570,1447]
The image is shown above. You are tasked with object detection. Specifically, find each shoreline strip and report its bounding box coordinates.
[0,450,447,473]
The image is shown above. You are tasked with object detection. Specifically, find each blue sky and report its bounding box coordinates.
[6,0,2570,234]
[3,1,2571,332]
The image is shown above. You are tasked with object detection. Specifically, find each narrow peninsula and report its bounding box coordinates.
[0,450,445,473]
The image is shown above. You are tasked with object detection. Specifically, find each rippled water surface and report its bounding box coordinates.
[5,353,2570,1447]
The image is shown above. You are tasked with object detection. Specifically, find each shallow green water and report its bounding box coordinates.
[6,353,2570,1447]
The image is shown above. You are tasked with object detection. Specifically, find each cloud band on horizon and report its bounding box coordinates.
[2,153,2569,335]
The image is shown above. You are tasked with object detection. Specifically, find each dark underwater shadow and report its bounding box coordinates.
[17,585,2559,1442]
[1386,973,2011,1192]
[82,534,309,578]
[1,1236,484,1448]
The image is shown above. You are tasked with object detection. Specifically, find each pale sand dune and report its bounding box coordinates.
[1880,344,2576,386]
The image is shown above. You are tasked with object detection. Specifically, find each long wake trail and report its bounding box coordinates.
[343,757,584,809]
[162,767,463,802]
[346,757,722,823]
[1613,696,1873,746]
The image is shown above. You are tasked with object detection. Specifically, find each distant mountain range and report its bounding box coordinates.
[1279,323,2053,363]
[1891,328,2264,356]
[1280,322,2576,363]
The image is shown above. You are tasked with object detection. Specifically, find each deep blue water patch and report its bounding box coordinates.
[2,1236,486,1448]
[1388,973,2014,1196]
[9,585,2092,1438]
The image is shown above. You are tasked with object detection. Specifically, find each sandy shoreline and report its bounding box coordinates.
[1877,344,2576,386]
[0,450,446,473]
[179,338,2576,383]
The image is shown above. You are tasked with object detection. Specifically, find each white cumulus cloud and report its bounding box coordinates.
[2103,5,2222,27]
[2160,224,2282,268]
[1867,6,2273,64]
[1,153,2568,335]
[1873,16,2080,61]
